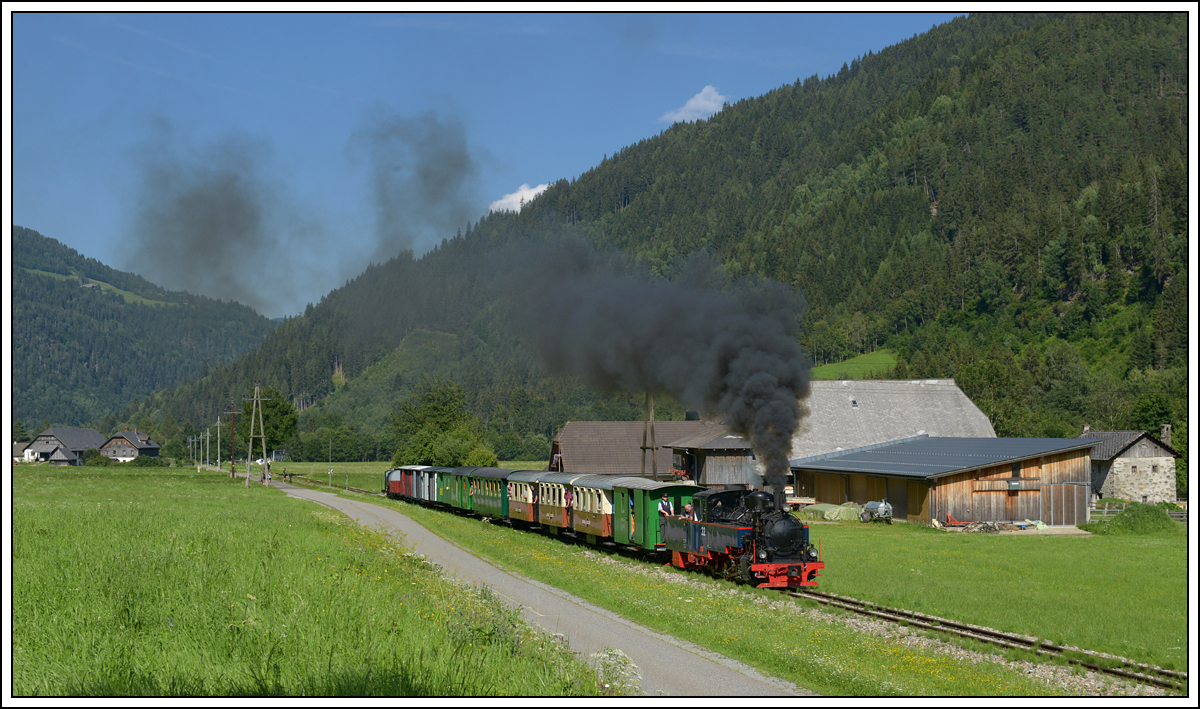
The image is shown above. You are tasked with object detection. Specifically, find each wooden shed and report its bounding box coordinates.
[665,425,756,488]
[791,436,1097,526]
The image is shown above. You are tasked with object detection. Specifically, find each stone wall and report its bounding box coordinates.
[1092,457,1176,503]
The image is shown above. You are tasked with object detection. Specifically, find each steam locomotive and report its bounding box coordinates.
[383,465,824,588]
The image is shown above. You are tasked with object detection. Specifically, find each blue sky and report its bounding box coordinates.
[10,10,965,318]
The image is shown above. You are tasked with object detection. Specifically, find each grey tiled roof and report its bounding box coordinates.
[789,379,995,460]
[1076,430,1180,460]
[554,421,709,475]
[106,431,161,452]
[35,428,107,453]
[664,425,753,451]
[792,436,1097,479]
[48,446,75,462]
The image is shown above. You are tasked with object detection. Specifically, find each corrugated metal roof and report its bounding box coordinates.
[789,380,995,460]
[553,421,709,476]
[791,437,1098,480]
[1075,430,1180,460]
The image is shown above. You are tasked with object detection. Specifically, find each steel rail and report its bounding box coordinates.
[789,589,1186,692]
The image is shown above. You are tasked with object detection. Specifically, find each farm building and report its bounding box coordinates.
[549,420,709,478]
[1077,425,1179,504]
[790,435,1097,526]
[789,379,996,461]
[24,427,108,466]
[667,379,995,491]
[665,426,755,488]
[101,429,161,463]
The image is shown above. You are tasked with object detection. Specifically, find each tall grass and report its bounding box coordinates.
[12,467,603,696]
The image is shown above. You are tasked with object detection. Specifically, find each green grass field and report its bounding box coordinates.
[12,466,607,696]
[810,350,897,380]
[799,522,1187,671]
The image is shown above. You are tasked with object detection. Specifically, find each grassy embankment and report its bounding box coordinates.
[11,466,609,696]
[294,482,1184,696]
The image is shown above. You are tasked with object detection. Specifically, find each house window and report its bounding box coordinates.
[850,399,859,409]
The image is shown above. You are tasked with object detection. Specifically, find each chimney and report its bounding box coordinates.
[1083,423,1090,434]
[1161,424,1171,448]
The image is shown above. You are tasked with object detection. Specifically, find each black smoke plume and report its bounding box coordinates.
[509,241,811,495]
[126,123,333,317]
[349,107,483,262]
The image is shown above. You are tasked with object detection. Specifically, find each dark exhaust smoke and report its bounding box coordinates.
[510,242,810,495]
[349,107,483,263]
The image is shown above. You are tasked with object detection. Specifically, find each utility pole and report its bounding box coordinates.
[244,381,272,487]
[216,416,221,471]
[641,391,658,480]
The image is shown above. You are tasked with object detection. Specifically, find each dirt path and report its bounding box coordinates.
[270,478,811,696]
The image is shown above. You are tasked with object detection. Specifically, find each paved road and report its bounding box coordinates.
[267,477,810,696]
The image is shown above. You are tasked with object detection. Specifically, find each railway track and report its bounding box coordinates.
[789,589,1187,693]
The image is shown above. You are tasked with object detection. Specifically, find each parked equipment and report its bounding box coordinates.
[859,499,893,524]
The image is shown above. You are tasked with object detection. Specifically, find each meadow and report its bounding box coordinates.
[11,466,607,696]
[810,350,898,380]
[800,522,1188,671]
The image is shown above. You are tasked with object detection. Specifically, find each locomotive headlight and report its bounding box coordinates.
[758,550,768,560]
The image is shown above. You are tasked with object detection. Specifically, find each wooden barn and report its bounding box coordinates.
[791,436,1097,526]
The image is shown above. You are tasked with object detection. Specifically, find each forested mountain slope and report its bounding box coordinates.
[108,13,1186,487]
[12,226,275,427]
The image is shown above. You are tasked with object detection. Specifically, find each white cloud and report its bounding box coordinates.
[488,183,550,213]
[659,85,728,123]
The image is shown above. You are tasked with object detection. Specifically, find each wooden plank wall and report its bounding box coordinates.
[931,450,1090,525]
[703,454,750,485]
